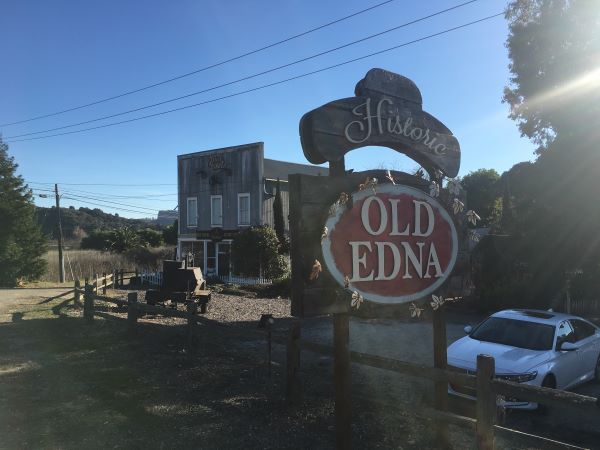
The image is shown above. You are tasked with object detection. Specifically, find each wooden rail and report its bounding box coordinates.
[491,379,600,413]
[287,336,598,449]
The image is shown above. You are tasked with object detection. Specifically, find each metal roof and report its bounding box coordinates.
[263,158,328,180]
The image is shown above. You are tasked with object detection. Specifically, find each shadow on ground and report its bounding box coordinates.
[0,298,457,450]
[2,295,598,449]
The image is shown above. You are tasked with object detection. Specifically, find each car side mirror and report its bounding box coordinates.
[559,341,579,351]
[464,325,472,335]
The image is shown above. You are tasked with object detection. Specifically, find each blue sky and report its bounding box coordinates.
[1,0,534,218]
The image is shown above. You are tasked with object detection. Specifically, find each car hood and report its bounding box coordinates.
[447,336,551,374]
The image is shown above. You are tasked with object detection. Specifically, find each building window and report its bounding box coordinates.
[211,195,222,227]
[238,193,250,226]
[187,197,198,227]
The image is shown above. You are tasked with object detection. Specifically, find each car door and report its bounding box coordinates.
[554,320,580,389]
[569,319,600,381]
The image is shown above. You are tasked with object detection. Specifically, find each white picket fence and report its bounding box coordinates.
[140,271,269,287]
[141,271,162,288]
[219,274,272,286]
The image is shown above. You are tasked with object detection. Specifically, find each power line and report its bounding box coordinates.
[32,187,177,201]
[35,189,170,214]
[28,181,177,186]
[35,178,283,198]
[49,187,177,199]
[5,0,481,140]
[31,186,170,213]
[0,0,396,128]
[61,196,158,215]
[59,192,161,212]
[7,12,503,144]
[32,188,163,213]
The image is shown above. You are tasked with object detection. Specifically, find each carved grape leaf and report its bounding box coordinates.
[453,198,465,215]
[309,259,322,281]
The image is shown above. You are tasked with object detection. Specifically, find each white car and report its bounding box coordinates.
[447,309,600,409]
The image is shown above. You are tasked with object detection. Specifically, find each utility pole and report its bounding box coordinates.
[55,183,65,283]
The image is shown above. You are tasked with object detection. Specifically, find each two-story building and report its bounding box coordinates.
[178,142,327,278]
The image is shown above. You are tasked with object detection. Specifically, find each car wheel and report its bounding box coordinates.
[541,374,556,389]
[537,375,556,414]
[594,355,600,383]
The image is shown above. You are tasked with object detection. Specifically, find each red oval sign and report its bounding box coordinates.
[322,184,458,304]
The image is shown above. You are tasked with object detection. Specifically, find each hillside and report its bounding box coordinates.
[35,206,162,240]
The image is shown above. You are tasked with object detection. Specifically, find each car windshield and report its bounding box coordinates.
[470,317,555,351]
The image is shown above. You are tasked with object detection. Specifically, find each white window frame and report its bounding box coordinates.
[186,197,198,227]
[210,195,223,227]
[237,193,250,226]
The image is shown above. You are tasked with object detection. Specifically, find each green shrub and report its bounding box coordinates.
[80,230,114,251]
[162,220,178,245]
[231,226,289,279]
[138,228,164,247]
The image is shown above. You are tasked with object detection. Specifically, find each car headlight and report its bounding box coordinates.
[496,371,537,383]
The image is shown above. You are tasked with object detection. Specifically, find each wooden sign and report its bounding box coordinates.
[322,184,458,304]
[291,68,466,448]
[299,68,461,178]
[291,69,467,318]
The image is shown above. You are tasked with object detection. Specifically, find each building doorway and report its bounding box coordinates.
[217,242,231,277]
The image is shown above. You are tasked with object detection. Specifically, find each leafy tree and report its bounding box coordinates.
[36,205,145,239]
[110,227,141,253]
[503,1,600,268]
[0,138,47,285]
[482,1,600,308]
[273,178,288,253]
[504,0,600,154]
[80,229,113,251]
[231,226,289,279]
[461,169,502,228]
[138,228,164,247]
[162,219,178,245]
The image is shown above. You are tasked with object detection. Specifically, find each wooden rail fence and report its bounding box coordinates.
[68,287,599,450]
[285,322,600,450]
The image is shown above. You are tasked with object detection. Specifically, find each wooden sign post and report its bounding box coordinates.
[290,68,468,449]
[329,160,352,450]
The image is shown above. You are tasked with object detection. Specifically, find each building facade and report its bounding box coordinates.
[178,142,327,278]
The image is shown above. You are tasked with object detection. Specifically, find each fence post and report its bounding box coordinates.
[186,302,198,355]
[433,306,450,448]
[94,273,98,294]
[334,313,351,450]
[102,272,107,294]
[74,279,80,305]
[83,283,94,323]
[476,354,496,450]
[120,269,124,287]
[286,320,302,405]
[127,292,138,333]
